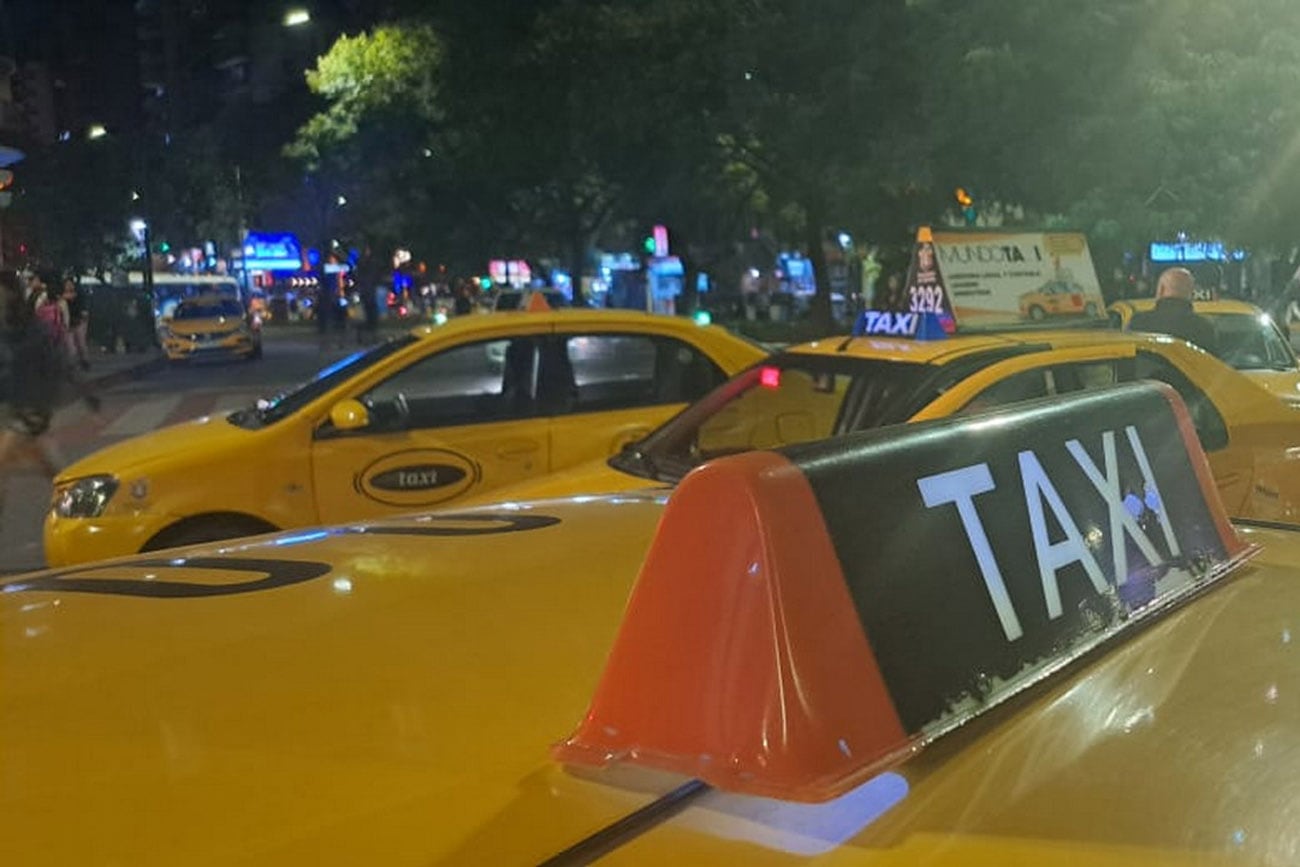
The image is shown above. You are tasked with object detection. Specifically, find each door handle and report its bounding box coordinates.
[496,440,541,459]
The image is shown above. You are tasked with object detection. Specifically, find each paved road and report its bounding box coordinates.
[0,331,365,574]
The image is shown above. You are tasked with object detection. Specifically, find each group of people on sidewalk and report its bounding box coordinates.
[0,270,101,486]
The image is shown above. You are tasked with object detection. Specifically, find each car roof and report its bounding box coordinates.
[786,326,1179,365]
[407,307,741,339]
[1112,298,1264,316]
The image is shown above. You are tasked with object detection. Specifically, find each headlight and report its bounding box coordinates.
[53,475,119,519]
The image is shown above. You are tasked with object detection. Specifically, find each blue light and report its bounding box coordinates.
[315,350,367,380]
[690,771,909,856]
[273,530,330,547]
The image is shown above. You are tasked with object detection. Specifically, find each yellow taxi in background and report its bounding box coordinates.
[45,309,764,565]
[6,384,1300,864]
[1109,297,1300,403]
[161,294,263,361]
[479,323,1300,525]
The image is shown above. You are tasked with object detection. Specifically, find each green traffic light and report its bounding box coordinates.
[643,236,656,254]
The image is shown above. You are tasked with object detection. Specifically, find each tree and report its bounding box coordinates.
[286,23,452,253]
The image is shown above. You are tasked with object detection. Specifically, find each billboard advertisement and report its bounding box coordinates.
[932,230,1105,325]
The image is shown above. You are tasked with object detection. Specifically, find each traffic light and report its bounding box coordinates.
[955,187,977,226]
[642,234,656,255]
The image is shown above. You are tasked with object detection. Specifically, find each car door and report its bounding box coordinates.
[541,330,728,472]
[309,334,551,524]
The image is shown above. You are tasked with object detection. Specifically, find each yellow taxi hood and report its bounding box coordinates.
[54,410,255,482]
[0,494,675,865]
[1241,368,1300,405]
[167,316,245,335]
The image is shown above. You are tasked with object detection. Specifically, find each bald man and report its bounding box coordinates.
[1126,267,1219,355]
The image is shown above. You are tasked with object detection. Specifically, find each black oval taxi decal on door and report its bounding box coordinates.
[356,449,482,507]
[370,464,468,492]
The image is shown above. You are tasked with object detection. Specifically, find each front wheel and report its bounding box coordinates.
[1027,305,1047,321]
[1084,302,1099,317]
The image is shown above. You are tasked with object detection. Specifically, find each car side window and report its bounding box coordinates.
[541,333,725,415]
[359,336,539,430]
[957,360,1117,415]
[1129,352,1229,451]
[958,369,1050,415]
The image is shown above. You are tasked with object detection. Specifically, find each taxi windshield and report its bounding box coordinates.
[1209,312,1297,371]
[613,353,928,483]
[228,335,418,429]
[174,299,244,319]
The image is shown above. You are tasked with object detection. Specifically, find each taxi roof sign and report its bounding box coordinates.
[555,383,1250,802]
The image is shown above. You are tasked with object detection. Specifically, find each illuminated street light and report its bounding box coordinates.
[336,195,347,207]
[129,218,147,239]
[87,123,108,140]
[284,8,311,27]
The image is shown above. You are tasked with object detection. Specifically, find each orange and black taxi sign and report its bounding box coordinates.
[556,382,1250,802]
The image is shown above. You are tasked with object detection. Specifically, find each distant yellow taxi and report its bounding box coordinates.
[45,309,764,565]
[1109,297,1300,403]
[5,384,1300,864]
[484,323,1300,524]
[160,294,262,361]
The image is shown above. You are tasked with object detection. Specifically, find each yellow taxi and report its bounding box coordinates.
[160,293,263,361]
[479,321,1300,524]
[45,308,764,565]
[4,383,1298,865]
[1109,297,1300,403]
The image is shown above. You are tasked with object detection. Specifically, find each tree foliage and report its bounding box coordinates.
[272,0,1300,309]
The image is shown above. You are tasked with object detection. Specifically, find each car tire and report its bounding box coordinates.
[141,514,279,552]
[1028,305,1046,321]
[1084,302,1099,317]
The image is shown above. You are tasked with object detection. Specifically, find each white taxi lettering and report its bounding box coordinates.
[1019,449,1108,620]
[861,311,918,336]
[1066,430,1164,583]
[918,464,1023,641]
[918,427,1178,642]
[1126,425,1181,557]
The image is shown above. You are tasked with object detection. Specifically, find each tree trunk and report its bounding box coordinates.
[568,233,588,307]
[805,211,834,333]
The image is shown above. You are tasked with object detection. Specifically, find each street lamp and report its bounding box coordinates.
[283,8,311,27]
[87,123,108,140]
[130,217,155,305]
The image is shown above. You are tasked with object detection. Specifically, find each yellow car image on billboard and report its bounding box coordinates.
[1018,276,1104,320]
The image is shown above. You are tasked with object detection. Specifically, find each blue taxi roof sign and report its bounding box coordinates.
[852,309,953,339]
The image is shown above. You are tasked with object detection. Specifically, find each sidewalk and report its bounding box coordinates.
[81,345,166,394]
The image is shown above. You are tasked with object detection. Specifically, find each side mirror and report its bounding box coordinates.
[329,398,370,432]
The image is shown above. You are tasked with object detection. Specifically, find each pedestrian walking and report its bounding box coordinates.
[0,271,70,481]
[62,276,91,370]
